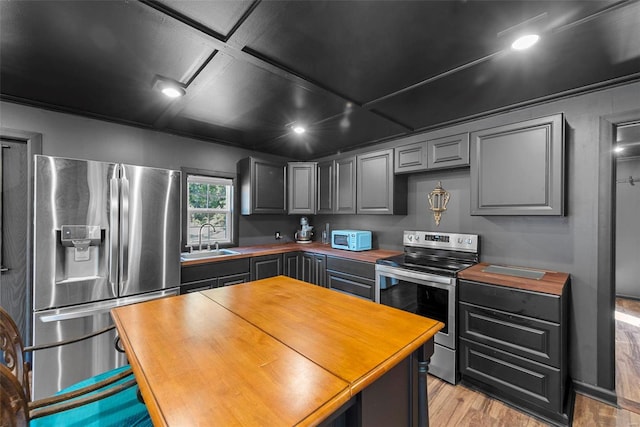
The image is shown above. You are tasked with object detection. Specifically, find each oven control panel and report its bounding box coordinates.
[403,231,479,252]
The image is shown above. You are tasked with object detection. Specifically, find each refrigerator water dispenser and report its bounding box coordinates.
[59,225,103,278]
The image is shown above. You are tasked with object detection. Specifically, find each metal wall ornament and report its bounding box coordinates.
[428,181,450,226]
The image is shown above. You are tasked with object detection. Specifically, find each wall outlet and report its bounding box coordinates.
[275,231,282,240]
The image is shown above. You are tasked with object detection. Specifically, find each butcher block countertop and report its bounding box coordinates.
[181,242,403,266]
[458,262,569,296]
[112,276,443,426]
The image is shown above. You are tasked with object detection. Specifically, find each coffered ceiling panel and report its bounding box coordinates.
[173,58,348,137]
[0,1,213,124]
[168,58,407,158]
[157,0,255,38]
[1,0,639,159]
[373,1,640,129]
[238,1,614,104]
[259,107,408,160]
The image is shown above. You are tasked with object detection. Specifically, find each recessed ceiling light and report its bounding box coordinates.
[161,86,185,98]
[511,34,540,50]
[292,125,306,134]
[614,145,625,153]
[154,77,186,98]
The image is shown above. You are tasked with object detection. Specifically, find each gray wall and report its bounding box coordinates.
[313,81,640,394]
[3,79,640,394]
[0,102,301,246]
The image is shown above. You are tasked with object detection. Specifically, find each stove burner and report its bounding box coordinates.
[376,232,479,277]
[376,254,473,277]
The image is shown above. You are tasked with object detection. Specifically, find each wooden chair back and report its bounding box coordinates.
[0,306,30,400]
[0,363,29,427]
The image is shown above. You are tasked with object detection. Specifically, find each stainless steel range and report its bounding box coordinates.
[375,231,479,384]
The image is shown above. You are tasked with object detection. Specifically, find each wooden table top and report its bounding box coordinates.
[112,276,443,426]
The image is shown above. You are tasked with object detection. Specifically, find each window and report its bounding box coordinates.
[186,174,234,248]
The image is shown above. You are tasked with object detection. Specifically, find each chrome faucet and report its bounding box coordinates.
[198,223,216,251]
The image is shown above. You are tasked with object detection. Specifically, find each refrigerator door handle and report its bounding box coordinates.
[40,302,120,323]
[39,289,179,322]
[119,174,129,289]
[109,176,119,296]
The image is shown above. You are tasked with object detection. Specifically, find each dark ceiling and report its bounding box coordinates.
[2,1,640,160]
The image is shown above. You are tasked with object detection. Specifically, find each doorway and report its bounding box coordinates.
[0,129,41,345]
[614,121,640,413]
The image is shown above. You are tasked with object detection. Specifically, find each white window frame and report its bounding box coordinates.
[186,174,234,247]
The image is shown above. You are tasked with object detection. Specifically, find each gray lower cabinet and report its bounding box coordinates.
[284,251,326,287]
[302,252,326,287]
[238,157,286,215]
[180,258,251,294]
[284,251,301,279]
[250,254,283,281]
[218,272,251,287]
[357,149,407,215]
[470,113,565,215]
[326,256,375,300]
[288,162,317,214]
[458,279,571,426]
[180,278,218,294]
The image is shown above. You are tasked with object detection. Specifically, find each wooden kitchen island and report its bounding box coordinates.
[111,276,443,426]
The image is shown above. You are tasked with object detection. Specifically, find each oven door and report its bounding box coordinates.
[375,264,456,350]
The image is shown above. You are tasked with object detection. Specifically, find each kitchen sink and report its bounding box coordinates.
[180,249,240,261]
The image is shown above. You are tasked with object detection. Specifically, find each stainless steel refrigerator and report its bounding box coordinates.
[32,155,181,399]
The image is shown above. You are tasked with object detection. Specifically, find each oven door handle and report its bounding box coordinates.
[375,264,454,286]
[375,264,454,303]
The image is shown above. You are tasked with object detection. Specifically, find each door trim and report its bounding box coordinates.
[597,108,640,396]
[0,128,42,348]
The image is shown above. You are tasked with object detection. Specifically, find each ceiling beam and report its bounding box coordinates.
[140,0,638,152]
[139,0,414,135]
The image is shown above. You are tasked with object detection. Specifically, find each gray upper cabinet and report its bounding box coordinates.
[357,149,407,215]
[316,160,333,214]
[427,132,469,170]
[287,162,317,214]
[238,157,286,215]
[470,113,565,216]
[394,137,428,174]
[334,156,357,214]
[394,132,469,174]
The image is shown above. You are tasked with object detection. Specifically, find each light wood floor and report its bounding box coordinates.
[615,297,640,414]
[426,297,640,426]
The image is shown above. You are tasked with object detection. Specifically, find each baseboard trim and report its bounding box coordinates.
[618,396,640,416]
[573,380,617,406]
